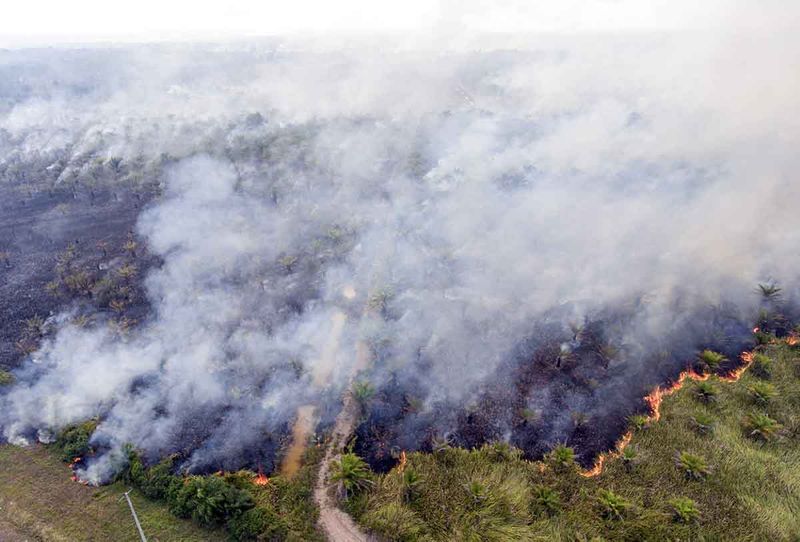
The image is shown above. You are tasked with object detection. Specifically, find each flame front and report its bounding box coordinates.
[580,351,754,477]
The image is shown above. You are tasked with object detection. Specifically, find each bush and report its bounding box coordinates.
[401,468,422,503]
[743,412,783,442]
[483,441,523,462]
[362,502,426,542]
[227,506,288,542]
[596,489,630,520]
[691,412,715,435]
[0,369,14,386]
[532,485,561,516]
[54,420,99,462]
[628,414,649,431]
[330,453,373,500]
[750,353,773,379]
[167,476,254,527]
[545,444,576,471]
[675,451,711,480]
[621,447,639,471]
[694,381,718,403]
[747,382,777,405]
[670,497,700,524]
[697,350,726,373]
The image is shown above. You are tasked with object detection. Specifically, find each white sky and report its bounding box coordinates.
[0,0,797,47]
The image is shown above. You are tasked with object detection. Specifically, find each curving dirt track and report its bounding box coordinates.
[313,331,374,541]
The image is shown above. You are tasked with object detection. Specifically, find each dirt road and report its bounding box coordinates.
[313,309,374,541]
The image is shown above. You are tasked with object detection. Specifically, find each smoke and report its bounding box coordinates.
[1,15,800,479]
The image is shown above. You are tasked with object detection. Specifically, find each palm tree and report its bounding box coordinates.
[757,283,782,301]
[330,453,373,500]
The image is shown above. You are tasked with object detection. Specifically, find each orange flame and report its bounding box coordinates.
[253,467,269,486]
[719,351,754,382]
[581,351,754,477]
[786,335,798,346]
[397,450,407,473]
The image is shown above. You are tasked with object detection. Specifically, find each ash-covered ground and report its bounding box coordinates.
[1,32,799,480]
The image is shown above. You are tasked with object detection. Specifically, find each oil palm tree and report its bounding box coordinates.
[330,453,373,500]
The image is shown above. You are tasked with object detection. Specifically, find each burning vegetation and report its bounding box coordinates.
[0,24,799,541]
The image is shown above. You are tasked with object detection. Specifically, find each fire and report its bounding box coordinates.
[719,351,754,382]
[786,335,798,346]
[581,351,754,477]
[253,468,269,486]
[397,450,407,473]
[580,431,632,478]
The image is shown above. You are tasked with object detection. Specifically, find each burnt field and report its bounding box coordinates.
[0,40,799,495]
[0,182,155,371]
[354,302,794,471]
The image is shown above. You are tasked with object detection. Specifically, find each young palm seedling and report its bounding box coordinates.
[750,353,773,380]
[697,350,726,373]
[628,414,649,431]
[545,444,577,471]
[691,412,715,435]
[330,453,373,500]
[597,489,631,521]
[747,381,777,406]
[694,381,718,403]
[675,451,711,480]
[401,468,422,503]
[621,446,639,472]
[532,485,561,517]
[669,497,700,524]
[743,412,783,442]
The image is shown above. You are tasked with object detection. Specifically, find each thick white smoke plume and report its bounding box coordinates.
[1,17,800,478]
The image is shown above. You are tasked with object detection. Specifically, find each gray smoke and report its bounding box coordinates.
[2,16,800,480]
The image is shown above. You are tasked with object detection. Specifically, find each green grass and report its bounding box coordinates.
[352,343,800,541]
[0,444,220,541]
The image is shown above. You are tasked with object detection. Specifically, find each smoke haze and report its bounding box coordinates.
[1,14,799,478]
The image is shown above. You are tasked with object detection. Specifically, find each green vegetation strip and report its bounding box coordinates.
[346,343,800,541]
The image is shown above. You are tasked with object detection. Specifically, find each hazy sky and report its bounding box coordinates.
[1,0,796,47]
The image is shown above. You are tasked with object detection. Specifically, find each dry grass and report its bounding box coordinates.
[0,444,220,542]
[354,344,800,540]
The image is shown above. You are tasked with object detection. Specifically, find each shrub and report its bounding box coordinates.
[227,506,288,542]
[747,382,777,405]
[0,369,14,386]
[694,381,718,403]
[466,481,487,505]
[597,489,630,520]
[621,447,639,471]
[743,412,783,442]
[401,468,422,503]
[330,453,373,500]
[352,381,375,408]
[532,485,561,516]
[362,502,426,542]
[670,497,700,524]
[484,441,522,462]
[691,412,715,435]
[750,353,773,379]
[55,420,99,462]
[675,451,711,480]
[545,444,576,471]
[628,414,649,431]
[697,350,726,373]
[167,476,253,527]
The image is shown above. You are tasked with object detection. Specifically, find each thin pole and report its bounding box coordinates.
[121,490,148,542]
